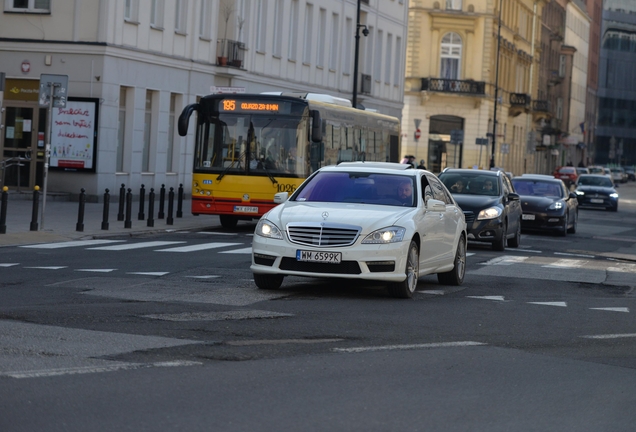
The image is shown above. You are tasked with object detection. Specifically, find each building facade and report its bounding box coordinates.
[596,0,636,167]
[402,0,545,175]
[0,0,408,199]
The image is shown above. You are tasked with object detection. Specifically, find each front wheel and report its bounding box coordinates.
[492,221,507,251]
[438,235,466,286]
[507,219,521,248]
[567,210,578,233]
[219,214,238,229]
[559,213,568,237]
[387,240,419,299]
[253,273,284,290]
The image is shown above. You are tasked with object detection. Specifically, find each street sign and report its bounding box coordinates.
[414,128,421,141]
[39,74,68,108]
[414,118,421,130]
[475,138,488,145]
[210,86,245,94]
[450,129,463,144]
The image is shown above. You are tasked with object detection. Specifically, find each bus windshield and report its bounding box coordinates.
[194,113,308,177]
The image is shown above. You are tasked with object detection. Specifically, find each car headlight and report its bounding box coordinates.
[575,190,585,196]
[477,207,502,220]
[255,219,283,239]
[610,193,619,199]
[362,227,406,244]
[549,201,564,210]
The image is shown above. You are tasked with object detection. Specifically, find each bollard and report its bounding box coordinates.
[177,183,184,218]
[124,188,133,229]
[158,184,166,219]
[138,184,145,220]
[167,187,174,225]
[0,186,8,234]
[76,188,86,232]
[101,188,110,230]
[30,186,40,231]
[147,188,155,227]
[117,183,125,221]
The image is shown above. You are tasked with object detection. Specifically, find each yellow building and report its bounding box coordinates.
[402,0,545,175]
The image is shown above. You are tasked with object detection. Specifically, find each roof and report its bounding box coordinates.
[514,175,562,183]
[334,162,413,171]
[440,168,500,177]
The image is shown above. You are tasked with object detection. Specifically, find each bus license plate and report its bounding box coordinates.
[297,250,342,264]
[234,206,258,213]
[522,214,535,220]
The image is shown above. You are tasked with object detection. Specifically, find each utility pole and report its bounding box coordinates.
[490,0,504,169]
[352,0,368,109]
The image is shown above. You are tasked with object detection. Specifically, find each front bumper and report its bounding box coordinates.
[520,213,565,231]
[251,236,411,282]
[464,215,504,243]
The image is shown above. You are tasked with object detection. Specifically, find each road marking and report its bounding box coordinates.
[197,231,238,236]
[23,266,67,270]
[542,259,587,269]
[87,241,186,251]
[581,333,636,339]
[481,256,529,266]
[0,263,19,267]
[186,275,221,279]
[2,360,202,379]
[419,290,446,295]
[590,307,630,313]
[528,301,567,307]
[333,341,486,353]
[466,295,506,301]
[126,271,169,276]
[466,252,476,257]
[19,240,125,249]
[554,252,596,258]
[155,242,241,252]
[227,338,343,346]
[220,247,252,254]
[76,269,117,273]
[143,310,294,322]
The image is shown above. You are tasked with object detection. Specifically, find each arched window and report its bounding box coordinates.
[440,32,462,79]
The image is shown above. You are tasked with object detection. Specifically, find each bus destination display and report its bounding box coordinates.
[221,99,280,112]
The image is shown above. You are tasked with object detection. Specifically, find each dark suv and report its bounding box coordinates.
[438,169,522,251]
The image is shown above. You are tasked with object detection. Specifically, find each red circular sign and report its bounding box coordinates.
[414,129,421,140]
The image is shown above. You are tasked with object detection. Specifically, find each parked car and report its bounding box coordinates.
[438,168,522,251]
[552,166,578,188]
[610,167,627,183]
[625,167,635,181]
[511,175,578,236]
[251,162,468,298]
[588,165,605,175]
[575,167,590,176]
[575,174,619,212]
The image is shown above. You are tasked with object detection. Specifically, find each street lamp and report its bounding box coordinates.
[352,0,369,109]
[490,0,503,169]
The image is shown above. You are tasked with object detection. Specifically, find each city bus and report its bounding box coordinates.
[178,92,401,228]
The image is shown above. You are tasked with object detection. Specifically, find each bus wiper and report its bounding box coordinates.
[216,151,245,182]
[262,164,278,185]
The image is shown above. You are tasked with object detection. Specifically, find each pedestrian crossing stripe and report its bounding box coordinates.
[0,263,19,267]
[155,242,241,252]
[20,240,125,249]
[23,266,68,270]
[528,301,568,307]
[219,247,252,254]
[87,241,186,251]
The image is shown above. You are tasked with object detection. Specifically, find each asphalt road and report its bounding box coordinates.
[1,182,635,431]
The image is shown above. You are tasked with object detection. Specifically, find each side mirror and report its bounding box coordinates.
[178,103,199,136]
[569,192,577,199]
[426,198,446,212]
[274,192,289,204]
[507,192,520,201]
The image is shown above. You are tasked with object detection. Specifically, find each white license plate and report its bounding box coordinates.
[522,214,535,220]
[296,250,342,264]
[590,198,603,204]
[234,206,258,213]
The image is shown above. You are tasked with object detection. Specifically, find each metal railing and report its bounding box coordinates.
[216,39,246,68]
[532,100,550,112]
[510,93,531,106]
[420,78,486,95]
[1,153,31,191]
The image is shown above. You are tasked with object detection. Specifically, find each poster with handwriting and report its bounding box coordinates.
[50,98,98,171]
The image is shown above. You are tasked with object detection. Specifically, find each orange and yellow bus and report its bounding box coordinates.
[178,92,401,228]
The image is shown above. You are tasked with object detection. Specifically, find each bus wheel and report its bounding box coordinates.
[219,215,238,229]
[253,273,284,290]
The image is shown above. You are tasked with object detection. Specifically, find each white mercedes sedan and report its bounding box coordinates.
[250,162,467,298]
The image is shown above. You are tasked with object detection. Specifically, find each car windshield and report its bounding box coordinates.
[512,179,564,198]
[577,175,614,187]
[439,173,500,196]
[589,167,604,174]
[293,171,416,207]
[559,167,576,174]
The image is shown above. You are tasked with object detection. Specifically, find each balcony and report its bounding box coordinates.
[420,78,486,95]
[216,39,246,68]
[532,100,551,122]
[509,93,531,117]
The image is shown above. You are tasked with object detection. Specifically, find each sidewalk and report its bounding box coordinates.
[0,193,222,247]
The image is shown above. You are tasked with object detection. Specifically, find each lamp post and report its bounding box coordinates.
[352,0,368,109]
[490,0,503,169]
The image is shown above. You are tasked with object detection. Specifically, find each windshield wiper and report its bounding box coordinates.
[261,163,278,185]
[216,151,245,182]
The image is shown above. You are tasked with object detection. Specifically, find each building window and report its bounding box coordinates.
[394,36,402,86]
[558,54,566,77]
[317,8,326,67]
[175,0,187,33]
[344,17,352,74]
[5,0,50,12]
[440,32,462,79]
[167,94,177,172]
[256,0,267,53]
[303,4,313,64]
[273,0,283,57]
[374,30,383,81]
[556,97,563,120]
[151,0,164,29]
[385,33,393,84]
[199,0,211,38]
[329,13,340,70]
[288,0,299,60]
[124,0,139,22]
[143,90,153,173]
[117,87,128,173]
[446,0,462,10]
